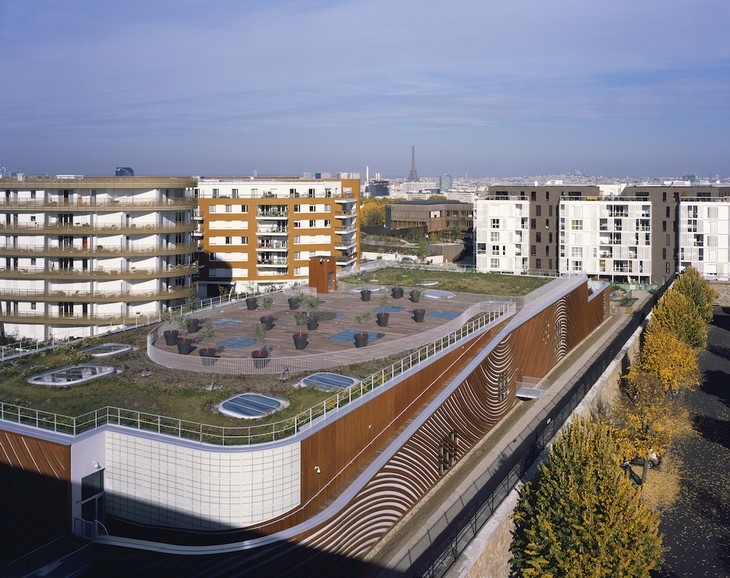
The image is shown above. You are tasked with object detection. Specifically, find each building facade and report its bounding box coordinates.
[475,184,730,283]
[0,175,198,341]
[385,199,473,236]
[194,177,359,296]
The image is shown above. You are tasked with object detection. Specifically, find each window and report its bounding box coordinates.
[209,205,217,213]
[294,236,301,244]
[491,218,500,229]
[571,219,583,231]
[530,218,536,229]
[491,245,500,255]
[490,258,499,268]
[241,204,248,213]
[225,205,232,213]
[531,191,536,201]
[536,232,542,243]
[30,215,36,222]
[666,206,670,218]
[572,260,583,272]
[309,205,317,212]
[309,220,316,228]
[231,188,238,198]
[225,237,232,245]
[536,258,542,269]
[324,219,330,227]
[490,232,499,242]
[241,236,248,244]
[30,191,36,199]
[536,205,542,217]
[212,188,219,198]
[571,247,583,258]
[31,258,36,265]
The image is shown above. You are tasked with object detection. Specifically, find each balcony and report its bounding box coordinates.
[335,223,357,235]
[335,238,357,251]
[1,243,198,258]
[0,222,196,235]
[255,226,288,235]
[0,263,198,280]
[0,285,195,303]
[336,252,357,265]
[0,311,161,326]
[256,208,288,219]
[256,241,288,251]
[0,199,196,211]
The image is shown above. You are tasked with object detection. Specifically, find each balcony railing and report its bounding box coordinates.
[0,199,196,211]
[0,263,198,280]
[0,286,194,303]
[1,243,198,257]
[0,223,196,235]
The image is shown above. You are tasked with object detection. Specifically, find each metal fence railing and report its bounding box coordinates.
[0,302,514,447]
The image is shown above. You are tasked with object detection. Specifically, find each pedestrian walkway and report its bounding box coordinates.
[367,302,635,575]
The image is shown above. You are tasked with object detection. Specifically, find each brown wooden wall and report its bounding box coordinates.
[0,430,71,562]
[251,279,609,557]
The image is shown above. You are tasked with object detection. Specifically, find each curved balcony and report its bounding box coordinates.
[1,243,198,258]
[0,311,161,326]
[0,199,196,212]
[0,223,196,235]
[0,286,195,303]
[0,264,198,281]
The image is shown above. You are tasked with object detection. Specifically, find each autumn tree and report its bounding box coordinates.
[673,265,717,324]
[359,199,386,226]
[626,324,700,396]
[510,418,663,578]
[650,288,708,348]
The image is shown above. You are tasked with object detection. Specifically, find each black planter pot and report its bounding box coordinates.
[260,315,275,330]
[391,287,404,299]
[307,316,319,331]
[293,333,308,350]
[188,318,201,333]
[288,297,301,310]
[251,350,269,368]
[376,312,390,327]
[246,297,258,311]
[176,338,193,355]
[199,348,218,366]
[410,290,421,303]
[354,332,369,348]
[163,330,179,346]
[413,308,426,323]
[360,289,372,302]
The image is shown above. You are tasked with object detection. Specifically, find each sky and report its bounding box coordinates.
[1,0,729,179]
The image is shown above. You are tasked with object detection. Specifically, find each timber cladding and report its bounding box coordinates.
[253,279,609,557]
[0,430,72,559]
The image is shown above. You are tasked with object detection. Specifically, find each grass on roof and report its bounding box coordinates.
[0,270,550,427]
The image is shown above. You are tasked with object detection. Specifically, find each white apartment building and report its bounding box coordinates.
[678,198,730,281]
[0,175,198,341]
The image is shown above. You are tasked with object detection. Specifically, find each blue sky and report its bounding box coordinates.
[1,0,729,178]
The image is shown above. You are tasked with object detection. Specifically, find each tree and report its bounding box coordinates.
[360,199,386,226]
[673,266,717,324]
[626,324,700,396]
[510,418,663,578]
[650,288,707,348]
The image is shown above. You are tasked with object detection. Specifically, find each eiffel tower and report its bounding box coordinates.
[407,145,419,182]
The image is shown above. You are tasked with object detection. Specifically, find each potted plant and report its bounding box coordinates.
[251,322,270,368]
[360,288,372,302]
[354,311,371,347]
[376,291,390,327]
[292,311,309,350]
[287,291,302,310]
[303,294,320,330]
[197,320,218,362]
[259,294,275,329]
[413,308,426,323]
[176,335,193,355]
[410,288,422,303]
[163,328,179,346]
[187,317,201,333]
[199,346,220,366]
[391,286,404,299]
[245,293,258,310]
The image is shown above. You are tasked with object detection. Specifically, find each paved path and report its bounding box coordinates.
[656,308,730,577]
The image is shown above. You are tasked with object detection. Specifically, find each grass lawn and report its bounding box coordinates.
[0,270,550,429]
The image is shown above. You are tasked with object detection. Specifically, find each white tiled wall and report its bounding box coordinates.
[105,431,301,529]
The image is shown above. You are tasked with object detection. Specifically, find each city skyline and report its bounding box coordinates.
[2,1,729,179]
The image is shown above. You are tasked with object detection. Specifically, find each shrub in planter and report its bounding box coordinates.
[163,329,179,346]
[413,308,426,322]
[360,289,372,302]
[354,311,371,347]
[288,296,301,310]
[376,312,389,327]
[176,337,193,355]
[199,347,218,366]
[188,318,201,333]
[391,287,404,299]
[410,289,422,303]
[246,296,258,310]
[292,333,308,350]
[260,315,275,330]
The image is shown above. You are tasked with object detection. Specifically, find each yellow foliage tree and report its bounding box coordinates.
[359,200,385,226]
[650,288,707,348]
[626,324,700,395]
[673,265,717,323]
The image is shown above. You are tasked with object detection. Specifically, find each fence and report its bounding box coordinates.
[0,302,513,447]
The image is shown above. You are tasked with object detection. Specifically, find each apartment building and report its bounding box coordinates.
[476,184,730,284]
[194,176,359,295]
[0,175,198,341]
